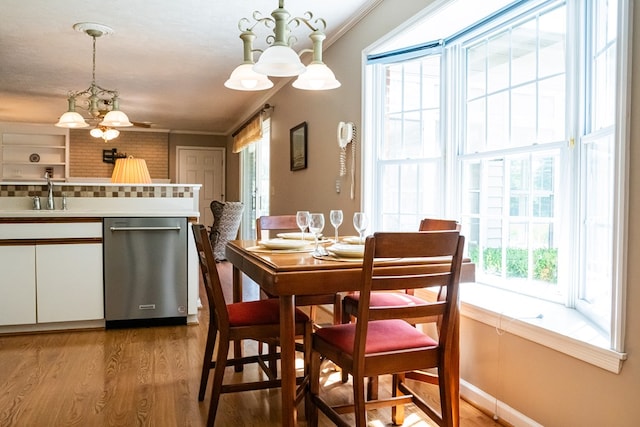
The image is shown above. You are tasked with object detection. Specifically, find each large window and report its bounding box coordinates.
[364,0,630,359]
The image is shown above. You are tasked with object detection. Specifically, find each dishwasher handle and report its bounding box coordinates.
[109,226,182,232]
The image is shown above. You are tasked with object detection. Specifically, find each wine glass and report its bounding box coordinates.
[308,213,326,255]
[296,211,310,242]
[353,212,368,243]
[329,210,343,243]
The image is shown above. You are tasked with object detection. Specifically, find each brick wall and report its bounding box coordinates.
[69,129,169,179]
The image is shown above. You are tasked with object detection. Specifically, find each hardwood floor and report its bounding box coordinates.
[0,262,502,427]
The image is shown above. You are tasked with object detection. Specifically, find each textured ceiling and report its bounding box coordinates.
[0,0,378,135]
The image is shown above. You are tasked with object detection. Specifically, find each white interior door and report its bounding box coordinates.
[177,147,225,227]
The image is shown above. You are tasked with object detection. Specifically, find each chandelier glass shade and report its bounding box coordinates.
[55,23,133,132]
[224,30,274,90]
[90,125,120,141]
[226,0,340,91]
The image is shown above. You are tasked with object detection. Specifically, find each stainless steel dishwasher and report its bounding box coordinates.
[103,217,188,328]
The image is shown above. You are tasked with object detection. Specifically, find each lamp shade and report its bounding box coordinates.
[111,156,152,184]
[55,111,90,128]
[100,110,133,127]
[292,63,341,90]
[225,63,274,91]
[253,45,306,77]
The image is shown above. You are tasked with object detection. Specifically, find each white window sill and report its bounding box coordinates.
[456,283,627,373]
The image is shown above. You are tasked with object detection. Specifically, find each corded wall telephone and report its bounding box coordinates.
[338,121,354,176]
[337,121,356,199]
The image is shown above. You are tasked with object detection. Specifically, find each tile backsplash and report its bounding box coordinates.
[0,184,195,198]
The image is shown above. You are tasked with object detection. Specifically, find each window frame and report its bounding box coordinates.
[362,0,631,371]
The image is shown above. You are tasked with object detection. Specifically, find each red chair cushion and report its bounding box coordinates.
[228,299,309,327]
[314,319,438,355]
[344,292,429,308]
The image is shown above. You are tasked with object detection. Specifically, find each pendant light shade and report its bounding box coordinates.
[225,63,274,91]
[56,111,90,128]
[55,97,90,128]
[99,110,133,127]
[252,45,306,77]
[292,63,341,90]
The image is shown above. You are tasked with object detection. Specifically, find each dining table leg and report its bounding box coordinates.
[280,294,297,426]
[232,265,244,372]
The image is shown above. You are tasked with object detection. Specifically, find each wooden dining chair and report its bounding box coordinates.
[307,231,465,427]
[342,218,460,322]
[192,224,311,427]
[256,215,343,326]
[341,218,461,396]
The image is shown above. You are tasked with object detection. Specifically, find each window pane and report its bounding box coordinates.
[486,91,509,149]
[511,18,537,86]
[538,7,566,78]
[466,98,486,153]
[487,31,510,93]
[387,66,403,113]
[581,133,613,329]
[422,56,441,108]
[380,161,441,231]
[511,83,537,145]
[538,75,566,143]
[403,61,421,111]
[467,42,486,97]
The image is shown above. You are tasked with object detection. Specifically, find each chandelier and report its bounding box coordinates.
[55,22,133,131]
[225,0,341,91]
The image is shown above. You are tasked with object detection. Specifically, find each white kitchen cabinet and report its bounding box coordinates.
[36,243,103,323]
[0,220,103,327]
[0,245,37,326]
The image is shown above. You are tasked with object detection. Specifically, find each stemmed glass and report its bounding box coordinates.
[296,211,310,242]
[329,210,343,243]
[308,213,326,255]
[353,212,368,244]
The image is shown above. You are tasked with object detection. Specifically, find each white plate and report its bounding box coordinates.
[259,239,310,250]
[277,232,321,241]
[328,243,365,258]
[343,236,365,244]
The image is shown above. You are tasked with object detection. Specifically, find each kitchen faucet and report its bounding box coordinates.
[44,171,55,210]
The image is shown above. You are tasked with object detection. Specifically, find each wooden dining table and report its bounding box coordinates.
[225,239,474,427]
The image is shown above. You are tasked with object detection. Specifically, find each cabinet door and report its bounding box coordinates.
[36,243,103,323]
[0,245,36,326]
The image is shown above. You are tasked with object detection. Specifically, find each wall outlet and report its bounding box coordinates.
[335,179,341,194]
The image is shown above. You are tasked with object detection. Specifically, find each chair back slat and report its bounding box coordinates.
[371,231,461,259]
[419,218,461,232]
[371,272,452,292]
[256,215,298,240]
[355,231,465,359]
[192,224,230,329]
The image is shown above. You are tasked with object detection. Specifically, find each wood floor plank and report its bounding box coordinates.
[0,262,502,426]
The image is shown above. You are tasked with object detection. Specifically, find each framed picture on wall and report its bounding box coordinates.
[290,122,307,171]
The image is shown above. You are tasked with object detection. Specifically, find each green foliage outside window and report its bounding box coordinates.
[471,246,558,284]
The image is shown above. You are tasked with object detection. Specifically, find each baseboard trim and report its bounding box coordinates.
[461,380,543,427]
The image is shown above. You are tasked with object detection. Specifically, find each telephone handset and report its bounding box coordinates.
[337,121,356,199]
[337,121,354,148]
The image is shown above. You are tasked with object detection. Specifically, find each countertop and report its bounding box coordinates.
[0,210,200,219]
